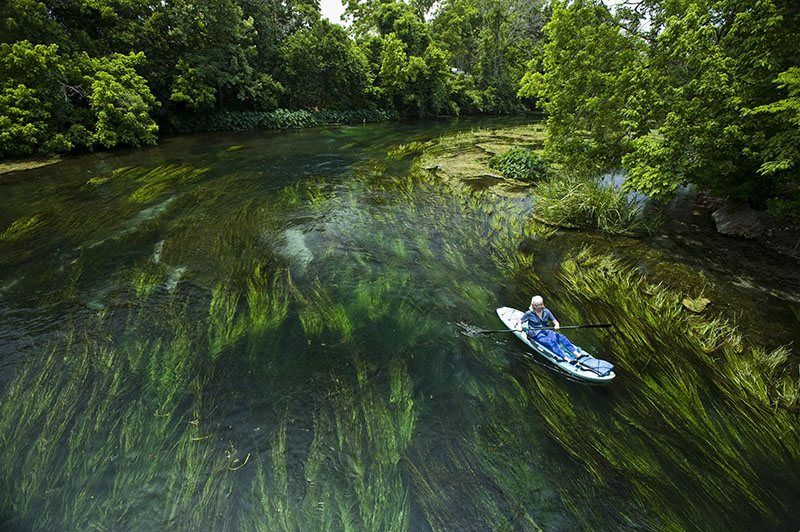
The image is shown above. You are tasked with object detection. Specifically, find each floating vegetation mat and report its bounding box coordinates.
[0,122,798,531]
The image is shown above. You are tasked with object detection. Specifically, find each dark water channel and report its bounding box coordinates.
[1,118,799,531]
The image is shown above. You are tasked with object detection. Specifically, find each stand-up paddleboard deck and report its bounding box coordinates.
[496,307,615,383]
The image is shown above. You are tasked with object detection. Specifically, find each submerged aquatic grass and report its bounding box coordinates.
[2,121,799,532]
[111,164,210,203]
[0,214,43,241]
[548,247,800,530]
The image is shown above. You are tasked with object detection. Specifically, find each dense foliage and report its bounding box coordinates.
[488,147,549,181]
[0,0,550,159]
[521,0,800,216]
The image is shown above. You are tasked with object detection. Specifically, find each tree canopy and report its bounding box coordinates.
[521,0,800,213]
[1,0,551,159]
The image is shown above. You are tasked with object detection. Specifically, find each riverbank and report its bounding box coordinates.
[698,194,800,262]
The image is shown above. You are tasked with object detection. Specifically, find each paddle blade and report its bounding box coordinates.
[456,322,486,336]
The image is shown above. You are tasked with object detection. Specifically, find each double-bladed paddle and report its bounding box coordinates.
[457,322,613,337]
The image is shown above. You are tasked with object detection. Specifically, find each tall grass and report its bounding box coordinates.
[533,174,661,235]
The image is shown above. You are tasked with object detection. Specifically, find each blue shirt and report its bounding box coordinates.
[520,308,555,331]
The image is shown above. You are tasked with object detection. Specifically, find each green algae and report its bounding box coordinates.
[0,214,43,241]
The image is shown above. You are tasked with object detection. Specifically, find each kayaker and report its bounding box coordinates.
[519,296,580,361]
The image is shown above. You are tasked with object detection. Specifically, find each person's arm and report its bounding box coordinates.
[546,309,560,330]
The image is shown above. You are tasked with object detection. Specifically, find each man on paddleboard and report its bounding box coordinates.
[519,296,580,361]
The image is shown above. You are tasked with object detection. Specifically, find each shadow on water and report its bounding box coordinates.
[1,117,799,531]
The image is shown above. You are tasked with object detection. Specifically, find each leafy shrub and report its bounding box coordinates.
[766,196,800,223]
[488,148,549,181]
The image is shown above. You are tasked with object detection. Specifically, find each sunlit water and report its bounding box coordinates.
[1,118,799,531]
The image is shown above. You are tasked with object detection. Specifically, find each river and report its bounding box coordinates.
[1,118,799,531]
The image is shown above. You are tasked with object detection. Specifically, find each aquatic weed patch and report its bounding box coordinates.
[0,214,43,241]
[545,248,800,530]
[488,148,549,181]
[111,164,210,203]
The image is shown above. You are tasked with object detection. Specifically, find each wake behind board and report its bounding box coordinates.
[497,307,615,383]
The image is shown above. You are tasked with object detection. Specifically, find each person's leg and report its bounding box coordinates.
[534,331,566,358]
[555,332,577,356]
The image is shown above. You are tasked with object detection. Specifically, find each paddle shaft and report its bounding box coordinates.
[477,324,612,334]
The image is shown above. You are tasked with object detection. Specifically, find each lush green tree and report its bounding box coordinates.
[161,0,270,111]
[0,41,71,157]
[754,68,800,180]
[281,19,372,109]
[431,0,482,73]
[370,24,452,116]
[0,41,158,157]
[519,0,641,172]
[345,0,434,37]
[80,52,160,148]
[523,0,800,210]
[375,1,431,56]
[433,0,549,113]
[0,0,65,46]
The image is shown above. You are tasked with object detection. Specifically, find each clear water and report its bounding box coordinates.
[1,118,799,531]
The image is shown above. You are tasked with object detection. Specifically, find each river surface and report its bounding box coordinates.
[1,118,799,532]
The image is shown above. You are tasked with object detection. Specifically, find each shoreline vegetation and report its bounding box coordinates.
[411,125,661,236]
[0,109,399,176]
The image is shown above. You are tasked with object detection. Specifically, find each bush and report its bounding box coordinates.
[766,196,800,224]
[488,148,549,181]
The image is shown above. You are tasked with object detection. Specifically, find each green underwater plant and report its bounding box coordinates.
[387,141,429,160]
[0,213,43,241]
[548,247,800,531]
[299,354,416,531]
[109,164,210,203]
